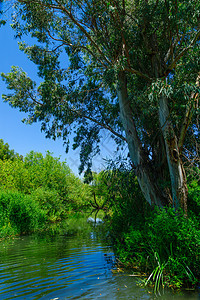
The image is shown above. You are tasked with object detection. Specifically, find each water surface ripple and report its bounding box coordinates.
[0,233,198,299]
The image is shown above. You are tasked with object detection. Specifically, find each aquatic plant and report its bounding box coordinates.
[145,252,167,295]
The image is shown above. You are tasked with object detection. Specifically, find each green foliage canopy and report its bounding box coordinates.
[0,150,91,211]
[0,144,92,237]
[0,139,20,161]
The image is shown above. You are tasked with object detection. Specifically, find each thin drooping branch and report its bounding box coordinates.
[27,91,43,106]
[26,91,126,142]
[73,109,127,142]
[46,43,65,53]
[38,84,125,141]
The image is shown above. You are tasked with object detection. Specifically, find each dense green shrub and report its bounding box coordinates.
[0,190,46,237]
[31,187,64,222]
[100,164,200,290]
[0,150,92,211]
[110,207,200,289]
[146,209,199,285]
[24,151,72,197]
[188,179,200,219]
[0,148,93,237]
[0,159,30,192]
[90,166,146,222]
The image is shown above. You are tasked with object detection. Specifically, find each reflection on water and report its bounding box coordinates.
[0,230,199,299]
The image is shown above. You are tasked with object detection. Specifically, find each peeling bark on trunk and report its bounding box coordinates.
[117,71,168,207]
[159,95,188,212]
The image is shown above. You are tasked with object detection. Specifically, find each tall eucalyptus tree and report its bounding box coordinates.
[2,0,200,212]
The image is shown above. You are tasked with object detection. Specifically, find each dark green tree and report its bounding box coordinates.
[1,0,200,212]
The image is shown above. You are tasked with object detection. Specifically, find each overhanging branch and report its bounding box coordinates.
[72,108,126,142]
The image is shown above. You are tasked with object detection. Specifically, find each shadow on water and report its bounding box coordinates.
[0,219,199,300]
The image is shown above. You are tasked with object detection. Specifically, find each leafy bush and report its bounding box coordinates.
[0,150,92,213]
[0,190,46,237]
[0,148,93,237]
[188,179,200,218]
[90,166,147,226]
[0,159,31,192]
[99,163,200,290]
[110,207,200,289]
[24,151,72,196]
[31,187,64,222]
[146,208,199,285]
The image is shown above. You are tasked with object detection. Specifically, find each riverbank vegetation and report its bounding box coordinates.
[0,143,199,292]
[90,165,200,291]
[0,139,92,238]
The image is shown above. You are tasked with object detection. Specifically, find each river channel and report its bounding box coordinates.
[0,225,199,299]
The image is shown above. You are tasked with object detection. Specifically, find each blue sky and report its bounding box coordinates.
[0,16,119,175]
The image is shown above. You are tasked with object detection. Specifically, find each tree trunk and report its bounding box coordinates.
[117,71,168,207]
[158,95,188,212]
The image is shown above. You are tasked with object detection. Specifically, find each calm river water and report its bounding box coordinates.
[0,228,199,299]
